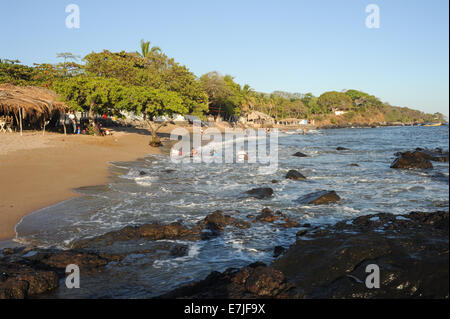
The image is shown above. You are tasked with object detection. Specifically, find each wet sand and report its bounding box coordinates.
[0,129,166,241]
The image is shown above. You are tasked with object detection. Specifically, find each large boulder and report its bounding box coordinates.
[296,190,341,205]
[0,263,59,299]
[293,152,308,157]
[243,187,274,199]
[41,251,109,269]
[254,208,281,223]
[273,211,449,298]
[252,208,300,229]
[391,150,434,169]
[139,222,198,240]
[286,170,307,181]
[392,148,448,169]
[201,211,251,232]
[411,148,449,162]
[72,222,201,249]
[157,262,298,299]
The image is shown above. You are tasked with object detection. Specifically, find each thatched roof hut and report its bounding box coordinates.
[245,111,275,124]
[0,84,69,124]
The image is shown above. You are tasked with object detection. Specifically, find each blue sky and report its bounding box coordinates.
[1,0,448,116]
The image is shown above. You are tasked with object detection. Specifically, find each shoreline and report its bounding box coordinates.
[1,123,446,242]
[0,129,170,241]
[0,125,448,299]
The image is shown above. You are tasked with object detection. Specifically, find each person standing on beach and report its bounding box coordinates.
[68,111,77,134]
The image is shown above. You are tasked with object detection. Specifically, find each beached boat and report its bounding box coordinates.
[423,123,443,127]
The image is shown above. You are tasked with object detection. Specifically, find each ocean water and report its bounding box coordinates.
[14,125,449,298]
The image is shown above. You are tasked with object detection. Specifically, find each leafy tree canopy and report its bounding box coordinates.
[318,91,353,112]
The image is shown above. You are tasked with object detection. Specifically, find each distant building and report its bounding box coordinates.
[277,118,308,125]
[334,109,347,116]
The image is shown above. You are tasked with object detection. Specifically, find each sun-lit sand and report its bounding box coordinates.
[0,128,168,241]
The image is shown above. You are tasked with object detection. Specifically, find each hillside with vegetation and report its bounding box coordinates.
[1,40,446,127]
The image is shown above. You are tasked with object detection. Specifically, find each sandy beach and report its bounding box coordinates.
[0,123,293,241]
[0,128,169,241]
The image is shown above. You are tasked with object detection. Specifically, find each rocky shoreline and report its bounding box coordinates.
[158,210,449,299]
[309,122,447,130]
[1,209,448,299]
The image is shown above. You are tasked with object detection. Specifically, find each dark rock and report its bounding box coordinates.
[72,222,200,249]
[296,230,308,237]
[253,208,299,228]
[243,187,274,199]
[243,266,287,296]
[349,163,359,167]
[273,211,449,298]
[170,245,189,257]
[0,262,59,299]
[202,211,234,231]
[336,147,350,151]
[293,152,307,157]
[158,263,298,299]
[391,157,433,169]
[233,220,252,229]
[139,171,147,176]
[391,148,448,169]
[139,222,198,240]
[391,151,434,169]
[274,246,287,258]
[201,211,250,232]
[72,226,140,249]
[302,223,311,228]
[286,170,307,181]
[41,251,109,269]
[254,208,280,223]
[296,190,341,205]
[2,248,15,256]
[271,180,279,184]
[415,148,449,162]
[280,219,300,229]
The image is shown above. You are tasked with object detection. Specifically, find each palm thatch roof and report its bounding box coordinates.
[246,111,274,123]
[0,84,69,121]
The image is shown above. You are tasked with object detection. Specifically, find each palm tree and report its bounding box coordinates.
[136,39,161,59]
[240,84,255,113]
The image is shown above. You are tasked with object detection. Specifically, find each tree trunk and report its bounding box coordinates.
[146,120,166,147]
[89,103,101,136]
[62,113,67,135]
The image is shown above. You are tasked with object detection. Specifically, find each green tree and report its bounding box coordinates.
[301,93,323,115]
[136,39,161,59]
[240,84,255,113]
[84,50,208,117]
[117,85,186,146]
[0,59,36,85]
[318,91,353,113]
[53,76,126,135]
